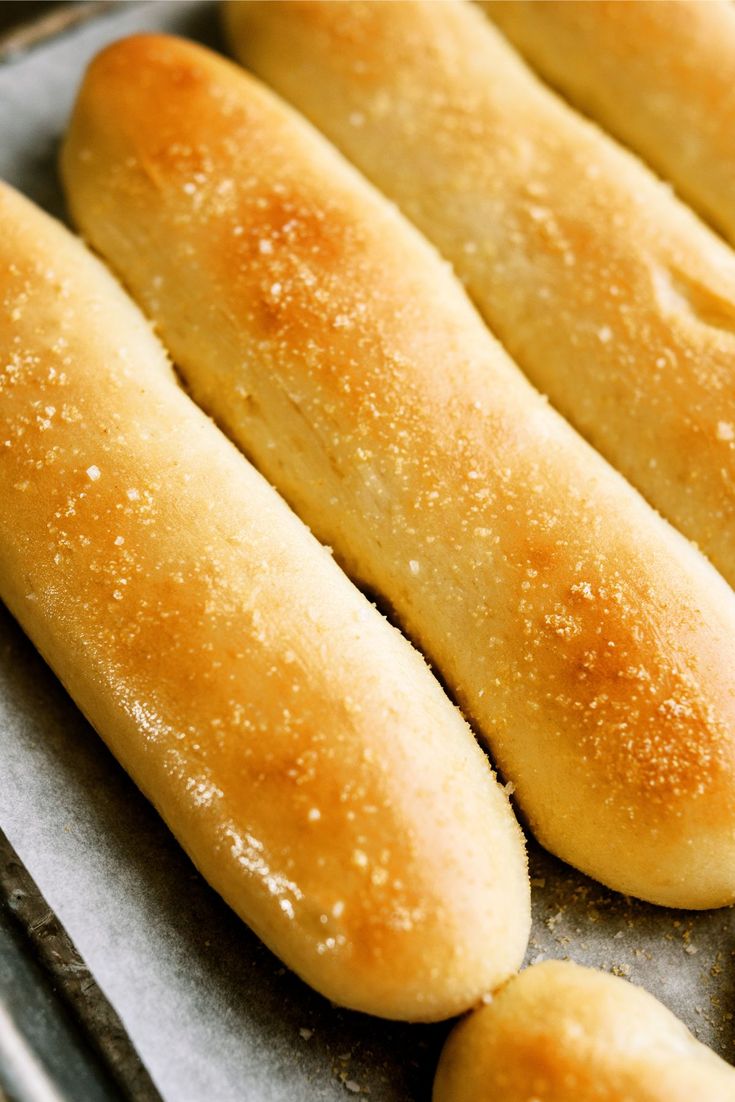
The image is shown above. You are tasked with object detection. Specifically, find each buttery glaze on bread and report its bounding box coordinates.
[433,961,735,1102]
[62,34,735,909]
[485,0,735,247]
[223,0,735,591]
[0,181,531,1021]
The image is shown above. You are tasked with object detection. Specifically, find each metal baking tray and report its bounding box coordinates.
[1,3,733,1098]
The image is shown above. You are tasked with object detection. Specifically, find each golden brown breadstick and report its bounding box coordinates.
[0,181,531,1021]
[484,0,735,246]
[62,34,735,909]
[434,961,735,1102]
[223,0,735,591]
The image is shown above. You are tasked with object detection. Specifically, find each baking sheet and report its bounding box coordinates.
[0,2,733,1098]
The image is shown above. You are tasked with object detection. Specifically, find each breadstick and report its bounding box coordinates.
[62,34,735,909]
[484,0,735,247]
[223,0,735,591]
[0,181,531,1021]
[434,960,735,1102]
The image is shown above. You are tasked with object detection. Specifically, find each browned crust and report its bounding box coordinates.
[0,180,530,1020]
[222,0,735,595]
[60,32,735,908]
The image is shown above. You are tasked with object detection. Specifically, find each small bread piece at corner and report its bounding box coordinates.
[62,34,735,909]
[0,181,530,1021]
[484,0,735,247]
[434,960,735,1102]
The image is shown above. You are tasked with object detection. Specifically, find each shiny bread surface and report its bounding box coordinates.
[62,34,735,908]
[0,181,530,1020]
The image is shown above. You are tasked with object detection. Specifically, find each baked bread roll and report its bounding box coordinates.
[484,0,735,247]
[62,34,735,909]
[223,0,735,591]
[434,960,735,1102]
[0,180,531,1021]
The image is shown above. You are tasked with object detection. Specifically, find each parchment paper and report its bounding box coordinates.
[1,3,733,1099]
